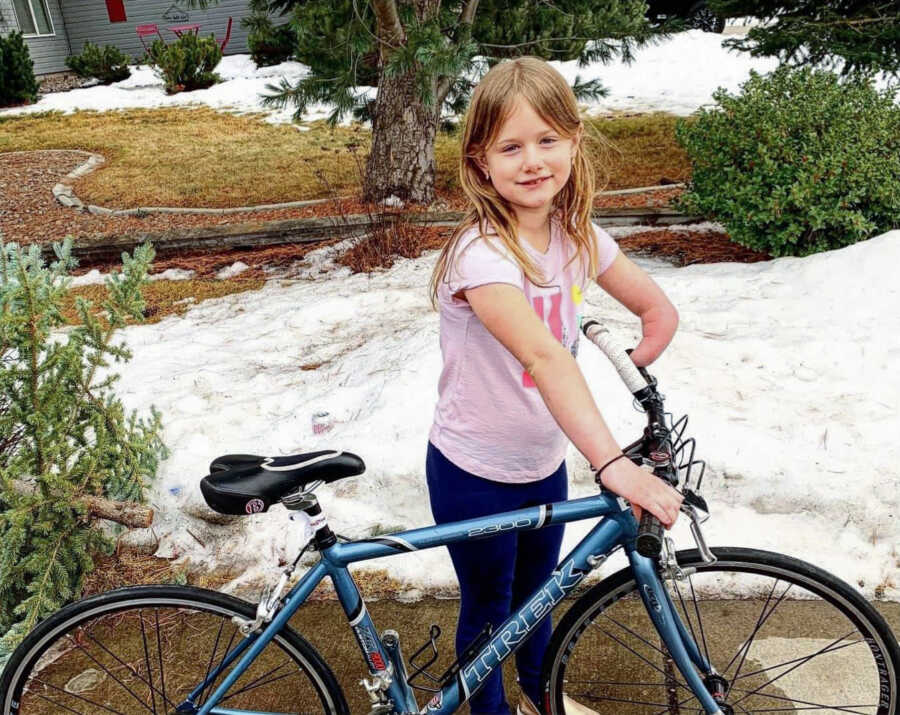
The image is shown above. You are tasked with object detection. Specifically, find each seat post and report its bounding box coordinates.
[282,489,337,549]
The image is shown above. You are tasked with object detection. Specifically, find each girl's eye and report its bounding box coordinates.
[542,137,557,144]
[501,145,518,153]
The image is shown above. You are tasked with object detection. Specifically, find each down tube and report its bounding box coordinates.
[422,515,626,715]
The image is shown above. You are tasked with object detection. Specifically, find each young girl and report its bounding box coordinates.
[427,57,683,715]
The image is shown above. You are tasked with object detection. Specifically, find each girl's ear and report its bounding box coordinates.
[473,153,489,177]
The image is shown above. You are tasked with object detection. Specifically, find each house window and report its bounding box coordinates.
[12,0,54,36]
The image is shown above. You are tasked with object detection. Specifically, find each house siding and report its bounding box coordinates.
[1,0,18,34]
[6,0,72,75]
[60,0,250,70]
[14,0,252,74]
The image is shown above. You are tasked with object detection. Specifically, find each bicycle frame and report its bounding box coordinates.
[188,492,723,715]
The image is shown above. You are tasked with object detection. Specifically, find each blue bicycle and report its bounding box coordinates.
[2,322,898,715]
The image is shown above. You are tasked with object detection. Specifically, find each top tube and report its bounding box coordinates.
[326,492,630,567]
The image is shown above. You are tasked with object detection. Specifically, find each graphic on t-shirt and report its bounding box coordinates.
[570,284,584,358]
[523,288,562,388]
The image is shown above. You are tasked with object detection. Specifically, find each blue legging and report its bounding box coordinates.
[426,442,567,715]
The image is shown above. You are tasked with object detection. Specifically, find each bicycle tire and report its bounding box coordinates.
[541,547,900,715]
[0,585,350,715]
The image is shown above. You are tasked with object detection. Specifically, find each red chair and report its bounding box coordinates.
[218,16,233,52]
[136,23,164,52]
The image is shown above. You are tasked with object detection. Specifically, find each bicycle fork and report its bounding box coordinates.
[629,548,727,715]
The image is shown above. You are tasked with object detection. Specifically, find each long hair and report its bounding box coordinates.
[430,57,611,306]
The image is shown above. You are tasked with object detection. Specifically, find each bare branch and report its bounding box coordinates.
[371,0,405,59]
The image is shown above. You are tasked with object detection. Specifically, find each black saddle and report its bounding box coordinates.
[199,451,365,516]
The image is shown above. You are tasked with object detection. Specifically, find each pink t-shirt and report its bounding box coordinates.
[429,219,619,483]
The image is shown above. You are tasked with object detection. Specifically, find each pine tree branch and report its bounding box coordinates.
[19,257,46,476]
[10,480,154,528]
[437,0,480,103]
[20,529,69,635]
[455,0,480,40]
[479,36,601,49]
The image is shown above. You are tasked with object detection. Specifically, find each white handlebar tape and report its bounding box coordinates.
[583,323,649,394]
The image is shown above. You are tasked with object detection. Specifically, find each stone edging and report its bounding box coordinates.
[36,149,684,215]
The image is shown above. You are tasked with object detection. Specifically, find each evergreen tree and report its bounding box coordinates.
[0,236,168,660]
[234,0,664,203]
[0,31,40,107]
[709,0,900,79]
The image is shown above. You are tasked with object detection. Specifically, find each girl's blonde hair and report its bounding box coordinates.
[430,56,611,305]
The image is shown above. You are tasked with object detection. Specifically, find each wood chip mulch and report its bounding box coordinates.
[618,229,770,265]
[2,149,769,278]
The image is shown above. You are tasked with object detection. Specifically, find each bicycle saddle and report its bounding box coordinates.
[199,451,365,515]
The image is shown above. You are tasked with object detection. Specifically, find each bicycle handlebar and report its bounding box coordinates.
[582,321,649,394]
[581,319,672,559]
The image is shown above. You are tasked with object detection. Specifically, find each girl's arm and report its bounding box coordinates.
[464,282,682,526]
[596,251,679,367]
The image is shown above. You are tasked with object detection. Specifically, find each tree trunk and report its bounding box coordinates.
[364,68,439,205]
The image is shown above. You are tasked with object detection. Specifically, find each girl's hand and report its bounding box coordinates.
[598,457,683,527]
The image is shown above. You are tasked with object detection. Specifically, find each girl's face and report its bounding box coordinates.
[476,96,580,219]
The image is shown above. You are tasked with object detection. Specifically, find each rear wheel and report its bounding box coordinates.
[0,585,349,714]
[542,547,899,714]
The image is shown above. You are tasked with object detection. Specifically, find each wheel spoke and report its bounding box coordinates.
[219,663,295,702]
[734,637,864,681]
[139,614,159,715]
[730,633,856,709]
[197,616,226,706]
[31,690,90,715]
[728,686,878,714]
[66,634,155,714]
[651,689,699,715]
[671,577,705,666]
[602,612,669,659]
[687,573,711,667]
[589,623,695,698]
[726,580,793,694]
[83,625,177,711]
[154,609,168,710]
[33,677,129,715]
[200,623,239,707]
[565,679,670,687]
[570,691,675,708]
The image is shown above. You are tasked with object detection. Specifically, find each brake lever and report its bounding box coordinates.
[681,488,709,520]
[679,489,716,564]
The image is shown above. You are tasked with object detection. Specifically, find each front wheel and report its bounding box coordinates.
[541,547,899,714]
[0,585,349,714]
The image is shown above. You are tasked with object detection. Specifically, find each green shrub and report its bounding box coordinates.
[0,31,40,107]
[675,66,900,257]
[148,33,222,94]
[247,21,295,68]
[65,41,131,84]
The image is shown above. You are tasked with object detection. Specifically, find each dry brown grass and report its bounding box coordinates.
[60,276,265,327]
[337,222,451,273]
[1,107,691,208]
